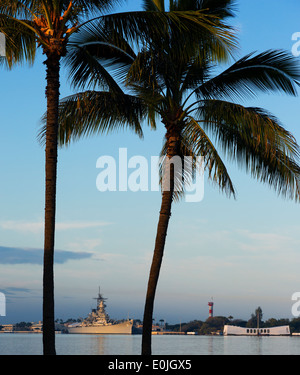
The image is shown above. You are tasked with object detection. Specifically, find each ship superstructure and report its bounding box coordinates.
[83,288,111,326]
[67,288,140,334]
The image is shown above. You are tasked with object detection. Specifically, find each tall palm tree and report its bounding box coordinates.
[127,5,300,351]
[54,25,300,359]
[0,0,119,355]
[1,0,237,355]
[134,49,300,354]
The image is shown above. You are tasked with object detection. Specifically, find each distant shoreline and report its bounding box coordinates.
[0,331,61,335]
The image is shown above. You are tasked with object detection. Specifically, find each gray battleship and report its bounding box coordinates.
[66,288,140,334]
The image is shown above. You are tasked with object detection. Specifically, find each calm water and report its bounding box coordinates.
[1,334,300,355]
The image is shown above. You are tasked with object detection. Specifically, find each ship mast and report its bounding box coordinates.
[94,286,107,307]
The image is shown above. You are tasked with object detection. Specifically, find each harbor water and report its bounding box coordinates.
[1,333,300,355]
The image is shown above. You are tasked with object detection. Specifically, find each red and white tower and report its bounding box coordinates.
[208,301,214,318]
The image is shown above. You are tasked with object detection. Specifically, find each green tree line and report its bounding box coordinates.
[167,316,300,335]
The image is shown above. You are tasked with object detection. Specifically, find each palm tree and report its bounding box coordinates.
[0,0,118,355]
[55,42,300,357]
[130,47,300,356]
[1,0,237,355]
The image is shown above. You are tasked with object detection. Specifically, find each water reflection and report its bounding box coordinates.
[70,334,142,355]
[223,336,285,355]
[256,337,262,355]
[1,334,300,355]
[206,336,224,355]
[95,335,106,355]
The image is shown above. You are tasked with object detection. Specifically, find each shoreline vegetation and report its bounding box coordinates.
[2,316,300,336]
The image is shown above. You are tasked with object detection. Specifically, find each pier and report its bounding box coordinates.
[152,331,194,335]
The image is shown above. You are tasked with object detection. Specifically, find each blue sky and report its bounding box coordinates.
[1,0,300,325]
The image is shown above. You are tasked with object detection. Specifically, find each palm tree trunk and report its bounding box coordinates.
[43,53,60,356]
[141,134,179,355]
[141,189,173,355]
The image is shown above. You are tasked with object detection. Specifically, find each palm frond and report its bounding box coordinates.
[158,116,235,200]
[196,50,300,101]
[65,20,136,90]
[166,0,236,18]
[143,0,164,11]
[0,15,36,67]
[197,100,300,201]
[195,0,237,18]
[0,0,39,19]
[64,43,126,92]
[180,57,213,93]
[38,90,149,146]
[72,0,125,15]
[101,10,238,61]
[0,0,124,17]
[127,48,168,95]
[183,116,236,197]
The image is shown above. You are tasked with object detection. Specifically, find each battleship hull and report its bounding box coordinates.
[67,321,139,334]
[66,288,142,335]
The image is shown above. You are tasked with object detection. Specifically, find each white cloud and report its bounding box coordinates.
[0,220,44,233]
[0,220,111,234]
[237,229,293,253]
[56,221,111,230]
[66,238,103,252]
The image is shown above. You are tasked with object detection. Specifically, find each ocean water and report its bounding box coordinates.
[1,334,300,355]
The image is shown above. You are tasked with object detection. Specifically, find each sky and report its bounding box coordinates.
[1,0,300,325]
